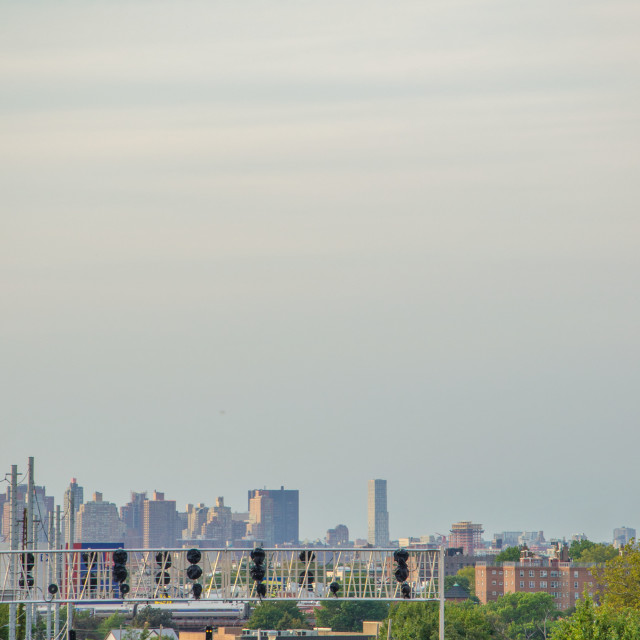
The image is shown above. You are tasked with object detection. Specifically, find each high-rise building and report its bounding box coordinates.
[120,491,146,548]
[185,503,209,539]
[143,491,179,548]
[367,479,389,547]
[76,492,125,543]
[1,484,55,548]
[201,497,233,544]
[450,521,484,555]
[247,487,299,546]
[613,526,636,547]
[326,524,349,546]
[63,478,84,544]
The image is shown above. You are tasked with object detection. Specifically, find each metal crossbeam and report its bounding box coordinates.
[0,547,444,604]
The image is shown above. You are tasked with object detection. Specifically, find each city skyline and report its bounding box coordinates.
[0,466,634,545]
[2,1,639,547]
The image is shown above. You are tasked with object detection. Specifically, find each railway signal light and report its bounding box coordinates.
[186,548,203,583]
[298,550,315,590]
[21,553,35,572]
[393,548,411,599]
[20,552,35,590]
[393,548,409,582]
[250,547,266,597]
[156,551,172,588]
[205,627,213,640]
[193,583,203,600]
[329,581,340,596]
[112,550,128,585]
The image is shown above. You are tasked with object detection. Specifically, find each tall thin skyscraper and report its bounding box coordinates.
[63,478,84,544]
[367,479,389,546]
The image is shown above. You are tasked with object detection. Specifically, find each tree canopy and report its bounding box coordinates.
[246,602,309,630]
[383,593,559,640]
[592,541,640,610]
[549,596,640,640]
[495,547,522,563]
[576,544,618,564]
[568,539,595,560]
[456,567,476,598]
[0,604,9,640]
[315,601,389,632]
[483,592,559,640]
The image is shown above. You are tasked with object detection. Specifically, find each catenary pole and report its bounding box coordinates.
[47,511,54,640]
[9,465,18,640]
[54,505,61,639]
[26,457,34,640]
[67,493,74,636]
[439,545,445,640]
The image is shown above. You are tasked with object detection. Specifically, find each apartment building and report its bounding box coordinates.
[476,557,596,610]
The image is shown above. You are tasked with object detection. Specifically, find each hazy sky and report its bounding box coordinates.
[1,0,639,544]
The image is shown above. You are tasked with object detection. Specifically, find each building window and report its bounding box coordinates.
[492,591,497,596]
[520,570,524,577]
[529,570,535,577]
[550,571,558,577]
[574,593,580,599]
[551,581,559,588]
[520,581,525,588]
[492,581,496,585]
[574,582,579,589]
[540,570,547,577]
[529,582,535,588]
[540,581,547,588]
[492,570,497,574]
[499,582,503,586]
[574,571,579,578]
[499,571,503,575]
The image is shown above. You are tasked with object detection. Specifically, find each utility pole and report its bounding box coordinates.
[9,465,18,640]
[438,545,445,640]
[26,457,34,640]
[67,493,74,635]
[54,505,61,639]
[47,512,54,640]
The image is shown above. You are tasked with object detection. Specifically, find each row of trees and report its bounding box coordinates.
[247,593,560,639]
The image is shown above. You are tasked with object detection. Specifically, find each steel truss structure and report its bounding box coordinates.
[0,547,444,604]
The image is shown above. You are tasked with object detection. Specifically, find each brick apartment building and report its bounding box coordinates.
[476,556,596,610]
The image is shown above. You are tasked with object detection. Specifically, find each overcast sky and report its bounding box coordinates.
[1,0,639,544]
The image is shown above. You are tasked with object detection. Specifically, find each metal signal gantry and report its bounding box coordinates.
[0,547,444,605]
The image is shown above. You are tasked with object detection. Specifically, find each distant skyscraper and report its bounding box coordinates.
[120,491,146,548]
[143,491,179,548]
[613,526,636,547]
[450,521,484,555]
[367,479,389,547]
[326,524,349,546]
[63,478,84,544]
[201,497,233,544]
[247,487,299,546]
[1,484,54,548]
[76,492,125,543]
